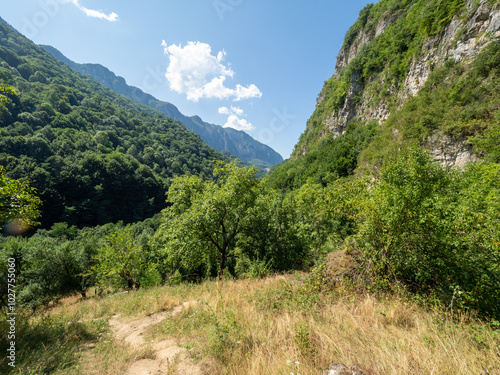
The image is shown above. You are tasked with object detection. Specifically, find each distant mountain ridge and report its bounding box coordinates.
[0,16,13,29]
[41,45,283,167]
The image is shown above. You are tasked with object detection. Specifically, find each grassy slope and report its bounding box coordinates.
[2,276,499,375]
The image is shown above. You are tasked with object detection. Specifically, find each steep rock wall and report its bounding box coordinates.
[304,0,499,167]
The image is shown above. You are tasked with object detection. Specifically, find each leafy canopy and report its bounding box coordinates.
[154,161,260,278]
[0,22,224,228]
[0,165,41,231]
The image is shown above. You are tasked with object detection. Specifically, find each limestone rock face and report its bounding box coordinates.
[427,133,478,169]
[307,0,499,168]
[333,12,397,78]
[323,70,365,139]
[402,0,500,100]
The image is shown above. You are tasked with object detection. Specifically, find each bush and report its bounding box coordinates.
[354,148,500,318]
[91,225,153,290]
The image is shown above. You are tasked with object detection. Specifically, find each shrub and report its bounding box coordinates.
[354,148,500,318]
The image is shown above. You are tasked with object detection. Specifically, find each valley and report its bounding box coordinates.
[1,0,500,373]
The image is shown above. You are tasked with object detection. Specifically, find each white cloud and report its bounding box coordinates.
[202,76,236,101]
[218,106,254,132]
[218,106,230,115]
[231,106,244,116]
[234,84,262,101]
[162,41,262,102]
[225,115,254,131]
[218,106,244,115]
[62,0,119,22]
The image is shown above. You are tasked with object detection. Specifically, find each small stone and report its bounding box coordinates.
[324,363,366,375]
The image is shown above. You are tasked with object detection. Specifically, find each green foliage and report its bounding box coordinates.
[261,172,369,269]
[295,323,317,360]
[347,0,467,82]
[49,222,78,240]
[154,161,309,279]
[0,216,161,310]
[283,179,362,262]
[361,40,500,167]
[91,225,159,290]
[0,229,96,309]
[205,303,243,361]
[236,257,272,279]
[268,141,499,320]
[351,148,500,318]
[343,3,375,50]
[268,121,378,190]
[0,84,16,112]
[358,147,452,281]
[0,164,41,231]
[236,189,306,272]
[154,161,260,278]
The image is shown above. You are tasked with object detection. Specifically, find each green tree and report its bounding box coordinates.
[236,188,306,273]
[0,165,41,232]
[154,161,259,278]
[359,147,451,284]
[0,84,16,110]
[91,226,151,290]
[17,236,90,308]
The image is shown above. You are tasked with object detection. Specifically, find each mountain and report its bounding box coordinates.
[41,45,283,167]
[0,19,225,228]
[0,16,13,29]
[268,0,500,189]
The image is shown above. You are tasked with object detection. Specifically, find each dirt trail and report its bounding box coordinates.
[109,301,202,375]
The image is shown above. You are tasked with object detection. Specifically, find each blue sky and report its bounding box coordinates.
[1,0,374,158]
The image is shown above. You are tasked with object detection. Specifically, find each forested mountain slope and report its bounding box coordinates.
[41,45,283,168]
[0,19,224,228]
[268,0,500,189]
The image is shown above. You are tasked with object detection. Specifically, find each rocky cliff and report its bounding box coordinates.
[294,0,500,168]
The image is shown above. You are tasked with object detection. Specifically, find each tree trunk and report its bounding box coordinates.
[220,244,227,280]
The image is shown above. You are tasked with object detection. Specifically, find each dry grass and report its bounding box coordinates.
[12,275,500,375]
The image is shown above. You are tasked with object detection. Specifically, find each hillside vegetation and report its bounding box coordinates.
[0,22,224,228]
[262,0,500,318]
[270,0,500,188]
[1,277,499,374]
[1,0,500,373]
